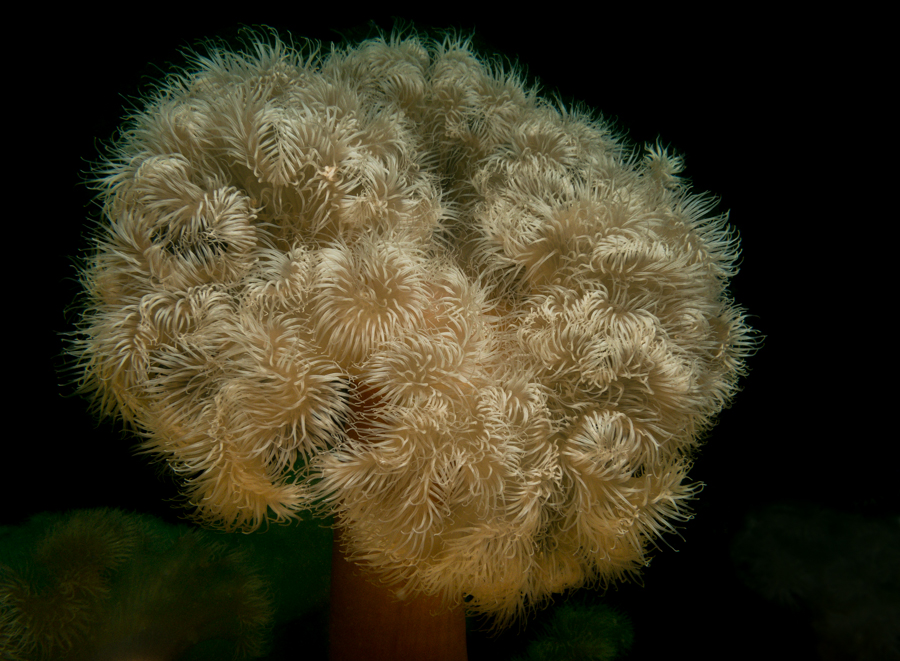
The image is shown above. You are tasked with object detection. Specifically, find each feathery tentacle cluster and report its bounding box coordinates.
[70,31,755,623]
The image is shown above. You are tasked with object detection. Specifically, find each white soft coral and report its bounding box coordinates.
[72,32,755,624]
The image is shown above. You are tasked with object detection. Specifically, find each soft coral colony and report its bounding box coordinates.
[72,31,754,624]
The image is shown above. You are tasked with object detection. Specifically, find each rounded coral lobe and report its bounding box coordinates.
[312,238,433,367]
[71,31,755,623]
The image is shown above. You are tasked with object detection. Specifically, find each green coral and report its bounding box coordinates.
[515,602,634,661]
[0,509,274,660]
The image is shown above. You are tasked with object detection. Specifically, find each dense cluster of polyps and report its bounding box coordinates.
[72,34,754,621]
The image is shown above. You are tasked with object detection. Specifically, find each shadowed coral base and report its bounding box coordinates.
[329,530,468,660]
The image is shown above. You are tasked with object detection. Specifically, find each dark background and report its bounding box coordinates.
[9,9,893,660]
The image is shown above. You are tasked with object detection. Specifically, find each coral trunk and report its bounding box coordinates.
[329,531,468,660]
